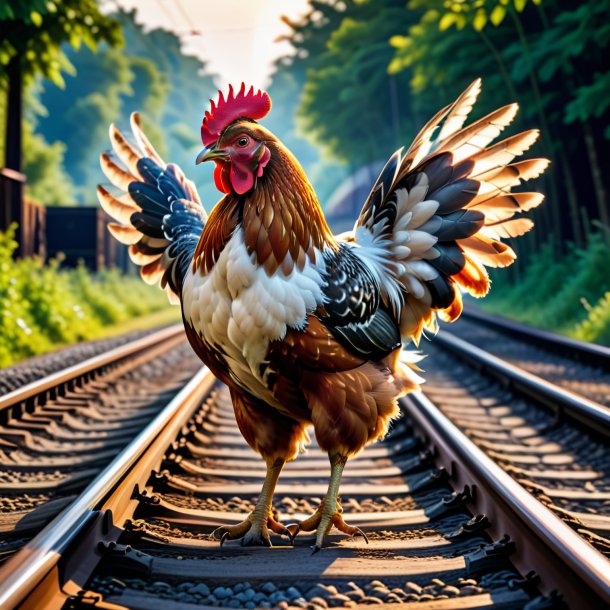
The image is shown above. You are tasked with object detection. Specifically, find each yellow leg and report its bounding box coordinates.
[290,453,369,552]
[212,458,292,546]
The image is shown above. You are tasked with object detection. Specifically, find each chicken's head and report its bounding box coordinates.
[196,83,272,195]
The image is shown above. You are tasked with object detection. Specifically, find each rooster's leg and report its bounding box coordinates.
[211,458,292,546]
[291,453,369,552]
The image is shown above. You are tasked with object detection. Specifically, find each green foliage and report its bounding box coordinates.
[389,0,522,114]
[295,0,416,168]
[22,121,75,205]
[481,234,610,343]
[436,0,541,32]
[0,85,76,204]
[564,72,610,127]
[0,226,172,367]
[33,10,217,206]
[275,0,609,341]
[574,292,610,345]
[37,45,135,195]
[0,0,121,87]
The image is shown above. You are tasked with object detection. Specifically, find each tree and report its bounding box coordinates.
[296,0,416,169]
[0,0,121,171]
[32,10,217,206]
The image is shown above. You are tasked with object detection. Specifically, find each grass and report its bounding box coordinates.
[0,225,179,367]
[479,233,610,346]
[99,306,182,339]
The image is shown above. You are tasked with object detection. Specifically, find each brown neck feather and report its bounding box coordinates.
[193,140,336,277]
[193,196,240,274]
[243,141,336,275]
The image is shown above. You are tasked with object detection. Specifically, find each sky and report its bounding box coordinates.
[102,0,311,88]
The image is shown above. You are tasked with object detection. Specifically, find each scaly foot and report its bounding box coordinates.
[212,508,295,547]
[288,498,369,552]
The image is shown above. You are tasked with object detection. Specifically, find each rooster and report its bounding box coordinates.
[99,80,547,551]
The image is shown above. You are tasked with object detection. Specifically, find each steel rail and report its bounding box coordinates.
[403,391,610,608]
[462,307,610,370]
[435,330,610,438]
[0,323,185,416]
[0,365,215,610]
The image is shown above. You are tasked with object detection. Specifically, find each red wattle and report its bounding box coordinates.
[213,162,231,194]
[230,163,255,195]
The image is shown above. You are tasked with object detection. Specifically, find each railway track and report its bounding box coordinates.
[457,308,610,405]
[0,311,608,609]
[0,324,200,563]
[427,310,610,548]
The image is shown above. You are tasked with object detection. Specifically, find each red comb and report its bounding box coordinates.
[201,83,271,146]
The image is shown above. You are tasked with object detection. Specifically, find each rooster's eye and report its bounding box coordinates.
[236,136,249,147]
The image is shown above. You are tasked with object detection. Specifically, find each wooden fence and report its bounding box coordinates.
[0,169,130,272]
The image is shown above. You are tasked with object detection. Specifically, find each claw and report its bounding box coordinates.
[332,512,368,543]
[211,518,252,545]
[311,544,321,555]
[352,527,369,544]
[285,523,300,544]
[297,497,366,549]
[211,508,294,548]
[267,513,294,542]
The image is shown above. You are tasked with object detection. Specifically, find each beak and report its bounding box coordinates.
[195,144,227,165]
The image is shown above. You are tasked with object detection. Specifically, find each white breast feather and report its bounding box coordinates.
[182,228,326,405]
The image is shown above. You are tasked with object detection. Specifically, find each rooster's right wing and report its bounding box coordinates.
[98,113,207,303]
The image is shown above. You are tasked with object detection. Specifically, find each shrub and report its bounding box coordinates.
[574,293,610,345]
[481,234,610,345]
[0,226,173,366]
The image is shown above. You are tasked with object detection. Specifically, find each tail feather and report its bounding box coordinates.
[435,78,482,144]
[434,103,519,163]
[474,158,550,188]
[345,79,548,344]
[469,129,540,175]
[467,192,544,223]
[100,152,132,190]
[99,112,206,302]
[109,123,143,178]
[481,217,534,240]
[130,113,165,166]
[459,234,516,268]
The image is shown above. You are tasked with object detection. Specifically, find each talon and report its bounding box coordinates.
[220,531,230,547]
[285,523,300,543]
[331,511,367,542]
[311,544,321,555]
[211,525,227,540]
[267,513,293,541]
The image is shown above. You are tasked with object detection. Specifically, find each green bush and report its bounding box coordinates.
[0,226,173,367]
[481,234,610,346]
[574,293,610,345]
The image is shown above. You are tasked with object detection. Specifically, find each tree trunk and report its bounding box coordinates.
[477,29,519,102]
[508,8,562,251]
[5,55,22,172]
[582,121,610,242]
[388,76,400,144]
[557,148,583,246]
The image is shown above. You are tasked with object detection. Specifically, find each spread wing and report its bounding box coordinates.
[98,113,207,303]
[344,79,548,344]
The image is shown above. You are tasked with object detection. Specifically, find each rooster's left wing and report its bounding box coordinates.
[341,79,548,345]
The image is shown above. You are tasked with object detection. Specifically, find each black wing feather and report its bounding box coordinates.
[318,244,401,360]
